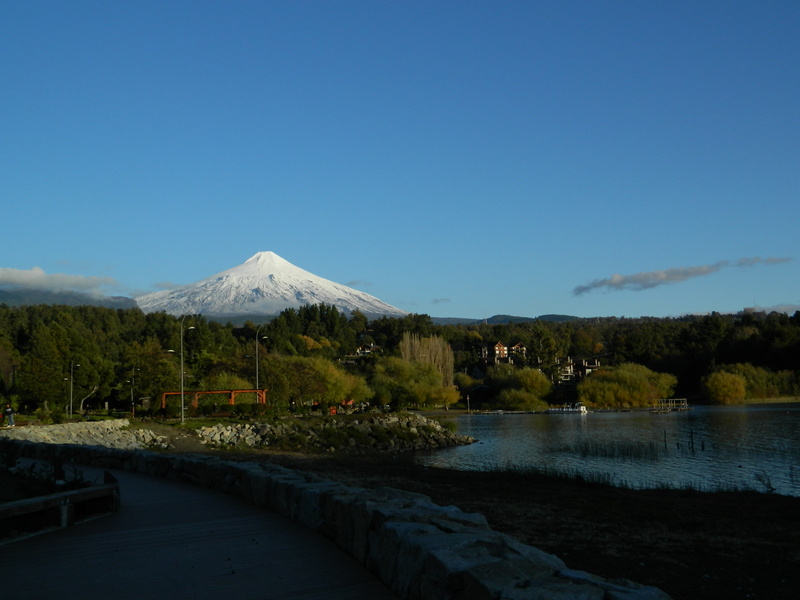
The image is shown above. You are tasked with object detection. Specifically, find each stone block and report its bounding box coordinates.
[367,520,439,597]
[558,569,673,600]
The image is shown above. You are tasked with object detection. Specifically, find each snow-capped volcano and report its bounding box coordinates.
[135,251,407,319]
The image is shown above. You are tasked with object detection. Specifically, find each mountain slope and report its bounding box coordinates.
[0,288,137,309]
[135,251,407,318]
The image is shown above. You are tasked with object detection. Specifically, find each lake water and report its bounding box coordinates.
[416,403,800,497]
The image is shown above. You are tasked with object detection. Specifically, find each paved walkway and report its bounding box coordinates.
[1,464,397,600]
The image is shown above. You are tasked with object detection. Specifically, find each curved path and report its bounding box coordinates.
[1,464,397,600]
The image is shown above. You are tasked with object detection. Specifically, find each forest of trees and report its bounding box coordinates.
[0,302,798,420]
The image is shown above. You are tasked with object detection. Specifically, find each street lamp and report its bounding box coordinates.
[128,364,139,418]
[69,360,80,420]
[180,315,195,424]
[255,327,268,390]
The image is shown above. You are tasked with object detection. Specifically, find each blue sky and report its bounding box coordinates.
[2,0,798,319]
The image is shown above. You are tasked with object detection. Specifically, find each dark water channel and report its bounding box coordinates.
[417,403,800,496]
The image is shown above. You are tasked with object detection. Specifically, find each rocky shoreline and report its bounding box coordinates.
[0,418,671,600]
[195,413,474,452]
[0,413,474,454]
[0,419,170,450]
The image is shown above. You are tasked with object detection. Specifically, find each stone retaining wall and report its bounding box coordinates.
[0,423,671,599]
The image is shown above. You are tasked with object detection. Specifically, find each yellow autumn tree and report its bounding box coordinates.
[398,332,454,387]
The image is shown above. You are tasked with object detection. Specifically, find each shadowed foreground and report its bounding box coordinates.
[260,452,800,600]
[1,465,396,600]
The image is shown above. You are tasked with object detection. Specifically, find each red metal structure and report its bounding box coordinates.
[160,389,268,410]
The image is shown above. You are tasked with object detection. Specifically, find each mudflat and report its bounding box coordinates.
[258,451,800,600]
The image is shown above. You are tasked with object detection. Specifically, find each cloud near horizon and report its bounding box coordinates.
[151,281,181,291]
[0,266,118,293]
[574,257,791,295]
[345,279,371,288]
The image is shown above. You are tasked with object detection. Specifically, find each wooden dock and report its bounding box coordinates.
[651,398,690,413]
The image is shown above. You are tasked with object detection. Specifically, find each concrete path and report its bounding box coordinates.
[1,465,398,600]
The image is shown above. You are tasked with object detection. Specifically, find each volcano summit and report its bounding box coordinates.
[135,251,407,319]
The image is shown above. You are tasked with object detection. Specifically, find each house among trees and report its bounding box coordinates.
[555,357,601,388]
[481,341,527,365]
[510,342,527,357]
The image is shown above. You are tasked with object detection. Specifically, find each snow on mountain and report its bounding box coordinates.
[135,251,408,319]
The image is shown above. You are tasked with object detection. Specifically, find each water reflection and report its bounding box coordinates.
[417,404,800,496]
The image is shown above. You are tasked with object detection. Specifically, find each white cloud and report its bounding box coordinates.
[574,257,792,295]
[0,266,118,292]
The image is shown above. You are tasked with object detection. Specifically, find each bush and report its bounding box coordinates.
[715,363,800,399]
[496,389,549,411]
[370,357,449,410]
[703,371,747,404]
[578,363,677,408]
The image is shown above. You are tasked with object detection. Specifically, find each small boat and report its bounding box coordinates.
[547,402,588,414]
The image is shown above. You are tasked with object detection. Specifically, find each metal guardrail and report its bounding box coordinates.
[0,473,120,544]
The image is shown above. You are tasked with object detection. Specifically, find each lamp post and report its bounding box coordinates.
[69,360,80,420]
[128,364,139,418]
[255,327,268,390]
[180,316,195,424]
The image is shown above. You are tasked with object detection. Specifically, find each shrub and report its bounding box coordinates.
[496,388,549,411]
[715,363,800,399]
[703,371,747,404]
[578,363,677,408]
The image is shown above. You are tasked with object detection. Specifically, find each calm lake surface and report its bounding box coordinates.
[417,403,800,497]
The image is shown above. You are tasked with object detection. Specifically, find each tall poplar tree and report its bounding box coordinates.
[399,332,455,387]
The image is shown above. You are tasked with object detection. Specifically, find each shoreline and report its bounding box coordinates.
[2,419,799,599]
[419,397,800,418]
[261,450,800,600]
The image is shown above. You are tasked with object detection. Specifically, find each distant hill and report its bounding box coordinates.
[430,314,579,325]
[534,314,580,323]
[0,269,579,326]
[0,284,581,326]
[0,288,137,309]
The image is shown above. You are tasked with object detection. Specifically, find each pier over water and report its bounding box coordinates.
[652,398,689,413]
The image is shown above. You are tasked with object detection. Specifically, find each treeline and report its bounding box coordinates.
[0,304,458,418]
[1,303,799,417]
